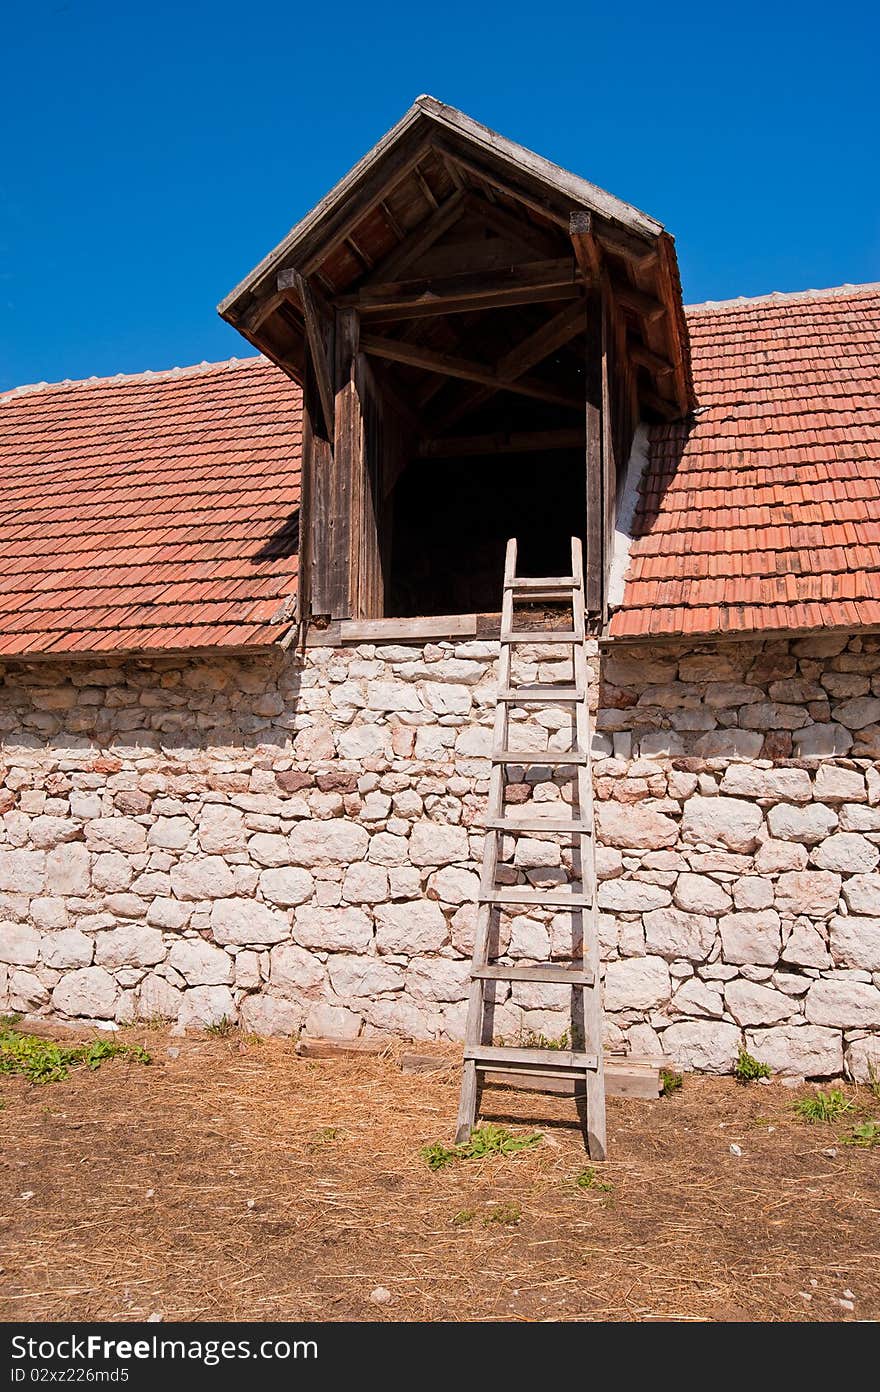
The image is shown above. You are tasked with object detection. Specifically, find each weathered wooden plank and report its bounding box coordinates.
[298,1036,393,1059]
[570,209,602,284]
[465,1043,598,1071]
[292,272,335,436]
[338,613,477,642]
[655,231,695,415]
[584,290,603,613]
[400,1051,662,1099]
[340,257,579,316]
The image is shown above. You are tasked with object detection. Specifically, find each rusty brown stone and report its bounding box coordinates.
[761,730,793,759]
[316,771,358,793]
[277,770,315,793]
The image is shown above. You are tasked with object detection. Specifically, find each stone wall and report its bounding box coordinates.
[0,631,878,1081]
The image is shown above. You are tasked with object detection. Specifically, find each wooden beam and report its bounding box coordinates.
[570,210,602,285]
[300,133,434,276]
[628,337,675,377]
[291,272,335,436]
[379,199,405,241]
[460,190,561,257]
[438,142,571,229]
[654,231,695,415]
[364,281,579,322]
[337,258,579,317]
[641,388,680,421]
[413,164,439,209]
[361,189,467,285]
[495,297,586,378]
[584,289,603,613]
[611,280,666,323]
[595,221,659,270]
[418,427,585,458]
[437,298,587,426]
[359,333,582,409]
[332,308,361,618]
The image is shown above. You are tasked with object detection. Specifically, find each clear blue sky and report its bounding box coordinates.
[1,0,878,390]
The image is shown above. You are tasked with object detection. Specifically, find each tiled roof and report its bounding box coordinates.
[609,283,880,639]
[0,357,301,656]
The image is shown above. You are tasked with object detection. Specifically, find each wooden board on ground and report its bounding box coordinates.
[401,1050,664,1099]
[298,1035,395,1059]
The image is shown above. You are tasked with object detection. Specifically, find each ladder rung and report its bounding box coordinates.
[465,1044,599,1073]
[473,964,594,986]
[510,588,576,604]
[480,887,591,909]
[484,816,592,834]
[498,686,583,702]
[494,748,587,764]
[502,630,581,644]
[507,576,579,592]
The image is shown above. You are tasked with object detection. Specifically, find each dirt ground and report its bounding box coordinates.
[1,1026,878,1323]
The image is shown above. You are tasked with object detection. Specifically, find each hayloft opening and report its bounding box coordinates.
[223,99,692,630]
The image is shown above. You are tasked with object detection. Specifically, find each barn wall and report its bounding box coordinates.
[0,632,878,1081]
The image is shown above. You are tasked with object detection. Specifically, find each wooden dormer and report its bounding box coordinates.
[219,96,695,631]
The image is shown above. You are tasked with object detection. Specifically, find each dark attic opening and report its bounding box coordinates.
[219,97,695,631]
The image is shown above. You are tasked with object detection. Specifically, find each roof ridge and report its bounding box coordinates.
[685,281,880,316]
[0,354,267,403]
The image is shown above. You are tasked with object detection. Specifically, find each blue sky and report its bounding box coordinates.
[1,0,878,390]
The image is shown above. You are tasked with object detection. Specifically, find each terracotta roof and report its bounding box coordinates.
[1,280,877,658]
[0,357,301,656]
[609,283,880,639]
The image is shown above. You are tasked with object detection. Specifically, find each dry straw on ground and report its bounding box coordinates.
[1,1026,878,1322]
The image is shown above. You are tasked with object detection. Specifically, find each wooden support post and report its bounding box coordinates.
[331,308,361,620]
[584,288,603,615]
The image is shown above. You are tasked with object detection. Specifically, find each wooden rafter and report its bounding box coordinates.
[612,282,666,323]
[359,332,581,409]
[570,210,602,285]
[628,337,674,377]
[360,189,467,286]
[337,258,579,319]
[432,297,587,429]
[438,141,571,230]
[290,272,335,435]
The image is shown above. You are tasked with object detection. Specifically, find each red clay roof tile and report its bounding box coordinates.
[0,358,301,657]
[610,283,880,639]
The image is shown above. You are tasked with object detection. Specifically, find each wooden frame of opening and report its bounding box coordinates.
[219,97,696,631]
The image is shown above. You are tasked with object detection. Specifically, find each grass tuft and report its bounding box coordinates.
[421,1124,541,1171]
[842,1120,880,1148]
[482,1201,521,1227]
[661,1068,683,1096]
[0,1026,151,1085]
[793,1088,853,1124]
[575,1166,613,1193]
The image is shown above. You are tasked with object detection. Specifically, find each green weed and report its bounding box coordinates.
[205,1016,236,1037]
[421,1124,541,1171]
[575,1166,613,1193]
[451,1209,475,1227]
[794,1088,853,1124]
[482,1201,521,1227]
[661,1068,683,1096]
[734,1047,771,1082]
[0,1027,151,1085]
[842,1120,880,1148]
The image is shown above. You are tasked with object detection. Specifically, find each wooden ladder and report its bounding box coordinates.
[454,536,607,1159]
